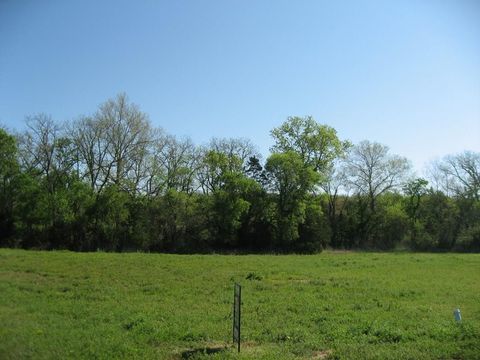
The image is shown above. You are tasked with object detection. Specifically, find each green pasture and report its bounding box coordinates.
[0,250,479,359]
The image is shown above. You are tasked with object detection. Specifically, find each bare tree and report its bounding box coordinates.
[342,141,411,245]
[16,114,78,240]
[69,116,110,191]
[430,151,480,200]
[70,94,155,194]
[96,93,152,190]
[18,114,59,177]
[424,160,450,194]
[18,114,77,190]
[345,140,411,211]
[195,138,259,195]
[146,134,200,195]
[209,137,259,173]
[321,159,350,245]
[196,147,224,195]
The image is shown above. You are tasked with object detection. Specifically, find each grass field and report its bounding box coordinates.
[0,249,479,359]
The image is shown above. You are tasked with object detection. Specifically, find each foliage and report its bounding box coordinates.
[0,128,20,244]
[374,199,409,249]
[265,152,319,249]
[270,116,349,175]
[0,94,478,253]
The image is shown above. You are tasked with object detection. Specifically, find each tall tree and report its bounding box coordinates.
[403,178,429,245]
[270,116,349,176]
[320,159,350,247]
[17,115,80,248]
[196,150,258,247]
[18,114,60,181]
[429,151,480,248]
[150,135,199,194]
[209,137,259,173]
[197,150,243,195]
[0,128,20,243]
[344,140,410,245]
[95,93,153,192]
[265,151,319,248]
[345,140,411,212]
[245,156,269,187]
[69,116,110,192]
[434,151,480,201]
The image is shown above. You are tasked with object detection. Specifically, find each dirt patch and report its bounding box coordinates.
[180,346,227,359]
[312,350,332,359]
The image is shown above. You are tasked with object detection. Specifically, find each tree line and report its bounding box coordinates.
[1,94,479,253]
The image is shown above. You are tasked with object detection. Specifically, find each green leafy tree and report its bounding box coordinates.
[265,152,319,249]
[245,156,268,187]
[298,197,330,253]
[13,172,46,248]
[197,150,242,194]
[65,180,95,251]
[146,190,205,252]
[270,116,349,175]
[416,190,459,250]
[374,194,409,249]
[403,178,429,246]
[94,185,130,251]
[209,137,259,173]
[209,173,258,248]
[270,116,349,249]
[0,128,20,244]
[195,150,258,248]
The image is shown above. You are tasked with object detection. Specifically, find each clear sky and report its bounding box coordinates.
[1,0,479,172]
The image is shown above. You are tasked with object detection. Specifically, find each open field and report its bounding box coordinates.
[0,250,479,359]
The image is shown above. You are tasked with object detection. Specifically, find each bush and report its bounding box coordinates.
[373,203,409,250]
[455,224,480,252]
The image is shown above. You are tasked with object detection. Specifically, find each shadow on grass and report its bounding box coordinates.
[181,346,227,359]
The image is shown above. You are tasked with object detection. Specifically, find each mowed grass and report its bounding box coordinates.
[0,250,479,360]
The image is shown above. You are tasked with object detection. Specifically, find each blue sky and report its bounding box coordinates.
[1,0,479,172]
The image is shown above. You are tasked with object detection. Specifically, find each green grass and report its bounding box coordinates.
[0,249,479,359]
